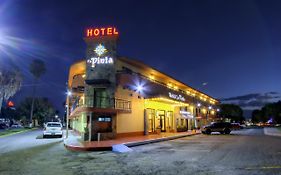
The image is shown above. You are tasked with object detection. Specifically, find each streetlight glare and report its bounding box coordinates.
[66,91,72,96]
[136,85,143,92]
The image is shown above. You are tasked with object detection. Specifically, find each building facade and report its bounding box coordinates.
[67,27,220,141]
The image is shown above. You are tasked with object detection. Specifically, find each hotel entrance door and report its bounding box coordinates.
[156,110,166,132]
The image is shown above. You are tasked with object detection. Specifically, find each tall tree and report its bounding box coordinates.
[251,109,264,123]
[0,68,22,113]
[261,101,281,123]
[18,97,55,126]
[29,59,46,126]
[219,104,244,123]
[251,101,281,123]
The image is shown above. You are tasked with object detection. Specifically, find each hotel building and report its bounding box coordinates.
[67,27,219,141]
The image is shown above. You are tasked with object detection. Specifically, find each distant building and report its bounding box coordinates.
[67,27,219,141]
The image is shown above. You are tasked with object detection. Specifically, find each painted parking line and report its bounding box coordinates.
[245,165,281,170]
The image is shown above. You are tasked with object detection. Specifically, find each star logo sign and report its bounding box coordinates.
[94,44,107,56]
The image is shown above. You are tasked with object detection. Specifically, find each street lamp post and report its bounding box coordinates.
[66,90,71,139]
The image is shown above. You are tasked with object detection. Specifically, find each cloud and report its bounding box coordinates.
[220,92,281,118]
[221,92,280,102]
[220,92,281,110]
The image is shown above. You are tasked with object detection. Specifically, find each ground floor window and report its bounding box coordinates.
[95,115,112,133]
[98,117,111,122]
[176,118,188,132]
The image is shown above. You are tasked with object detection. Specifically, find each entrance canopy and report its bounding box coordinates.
[145,96,190,106]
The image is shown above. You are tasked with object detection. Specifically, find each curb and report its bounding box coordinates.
[64,132,201,152]
[124,133,200,147]
[64,143,112,151]
[264,128,281,137]
[0,128,38,138]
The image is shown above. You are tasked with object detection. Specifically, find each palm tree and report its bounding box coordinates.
[29,59,46,126]
[0,69,22,113]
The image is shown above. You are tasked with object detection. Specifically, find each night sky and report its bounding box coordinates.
[1,0,280,114]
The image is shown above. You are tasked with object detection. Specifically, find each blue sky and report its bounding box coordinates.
[0,0,280,113]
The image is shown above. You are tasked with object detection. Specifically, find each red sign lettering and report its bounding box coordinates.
[86,27,119,37]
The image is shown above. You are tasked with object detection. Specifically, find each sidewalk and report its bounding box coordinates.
[64,130,201,151]
[264,127,281,137]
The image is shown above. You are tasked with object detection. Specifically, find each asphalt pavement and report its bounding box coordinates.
[0,129,63,154]
[0,128,281,175]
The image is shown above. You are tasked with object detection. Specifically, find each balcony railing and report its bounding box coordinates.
[70,96,131,113]
[115,98,131,111]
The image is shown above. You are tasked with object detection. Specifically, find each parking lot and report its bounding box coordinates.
[1,128,281,175]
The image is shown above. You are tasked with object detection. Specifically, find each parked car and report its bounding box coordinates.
[43,122,63,138]
[231,123,242,130]
[11,123,23,128]
[0,123,8,129]
[201,122,232,135]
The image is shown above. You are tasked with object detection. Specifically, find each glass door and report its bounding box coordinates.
[157,110,166,132]
[166,111,173,132]
[159,115,166,132]
[146,109,155,133]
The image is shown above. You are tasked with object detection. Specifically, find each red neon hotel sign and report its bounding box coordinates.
[86,27,118,37]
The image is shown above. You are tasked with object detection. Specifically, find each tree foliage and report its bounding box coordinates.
[251,109,265,123]
[29,59,46,79]
[252,101,281,123]
[29,59,46,124]
[219,104,244,122]
[17,97,56,126]
[0,68,22,111]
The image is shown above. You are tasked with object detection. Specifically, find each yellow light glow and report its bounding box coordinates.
[186,90,190,94]
[82,74,86,78]
[167,83,173,88]
[211,110,215,115]
[149,75,155,80]
[202,109,207,114]
[174,86,178,90]
[144,99,174,111]
[147,97,189,106]
[189,106,194,111]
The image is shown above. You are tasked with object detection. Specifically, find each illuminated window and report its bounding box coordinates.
[98,117,111,122]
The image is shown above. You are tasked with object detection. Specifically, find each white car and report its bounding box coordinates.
[43,122,63,138]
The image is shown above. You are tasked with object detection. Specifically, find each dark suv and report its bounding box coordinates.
[201,122,232,135]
